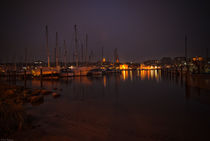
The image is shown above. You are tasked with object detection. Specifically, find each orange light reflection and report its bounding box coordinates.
[103,76,107,87]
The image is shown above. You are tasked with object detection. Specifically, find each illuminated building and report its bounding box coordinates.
[120,64,128,70]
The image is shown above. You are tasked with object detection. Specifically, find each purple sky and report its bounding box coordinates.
[1,0,209,63]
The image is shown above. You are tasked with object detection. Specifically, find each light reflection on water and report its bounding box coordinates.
[122,70,161,82]
[103,76,107,88]
[7,70,210,105]
[18,70,210,106]
[9,70,210,141]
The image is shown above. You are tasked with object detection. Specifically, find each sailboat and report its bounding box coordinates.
[70,24,93,76]
[59,68,74,77]
[32,26,60,77]
[32,66,59,77]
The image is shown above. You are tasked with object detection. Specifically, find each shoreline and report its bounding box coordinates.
[0,83,60,138]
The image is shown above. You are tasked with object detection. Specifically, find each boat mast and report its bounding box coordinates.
[54,47,56,67]
[25,47,27,67]
[102,46,104,62]
[185,34,187,62]
[114,48,119,64]
[46,25,50,67]
[81,43,83,63]
[64,40,67,67]
[56,32,59,67]
[85,33,88,65]
[74,25,79,67]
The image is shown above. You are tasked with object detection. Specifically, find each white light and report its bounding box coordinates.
[69,66,74,69]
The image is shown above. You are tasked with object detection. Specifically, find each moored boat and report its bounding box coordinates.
[59,68,74,77]
[32,67,59,77]
[87,68,104,76]
[72,67,93,76]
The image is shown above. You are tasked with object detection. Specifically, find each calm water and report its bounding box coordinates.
[14,70,210,141]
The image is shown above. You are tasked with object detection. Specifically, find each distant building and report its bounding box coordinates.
[120,64,128,70]
[192,56,204,62]
[160,57,172,65]
[174,57,186,65]
[143,60,160,66]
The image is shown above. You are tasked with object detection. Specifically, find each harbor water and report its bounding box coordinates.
[7,70,210,141]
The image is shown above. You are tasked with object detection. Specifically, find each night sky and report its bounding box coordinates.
[1,0,209,63]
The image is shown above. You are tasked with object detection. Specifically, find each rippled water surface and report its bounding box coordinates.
[14,70,210,141]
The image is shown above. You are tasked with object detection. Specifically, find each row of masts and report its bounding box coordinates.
[23,31,208,68]
[45,24,89,68]
[21,24,118,66]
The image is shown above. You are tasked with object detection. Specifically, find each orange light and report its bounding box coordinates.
[141,70,146,80]
[122,70,126,80]
[102,58,106,62]
[130,71,133,81]
[198,57,203,61]
[120,64,128,70]
[116,58,119,63]
[103,76,106,87]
